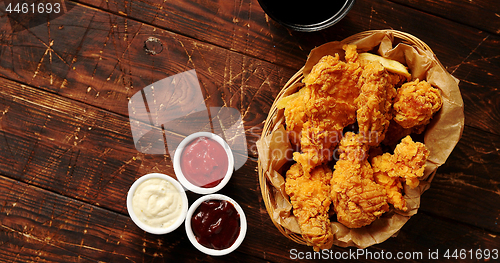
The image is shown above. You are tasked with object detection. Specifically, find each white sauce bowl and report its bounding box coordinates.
[127,173,188,235]
[185,194,247,256]
[173,132,234,194]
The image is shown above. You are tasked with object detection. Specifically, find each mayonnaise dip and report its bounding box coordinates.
[132,178,184,229]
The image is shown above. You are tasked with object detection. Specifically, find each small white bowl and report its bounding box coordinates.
[127,173,188,235]
[185,194,247,256]
[173,132,234,194]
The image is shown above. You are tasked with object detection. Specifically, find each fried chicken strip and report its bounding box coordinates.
[292,45,363,173]
[330,132,389,228]
[371,135,430,211]
[393,79,443,129]
[355,60,397,146]
[285,163,334,251]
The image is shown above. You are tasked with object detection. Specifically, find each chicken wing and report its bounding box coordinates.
[371,135,430,211]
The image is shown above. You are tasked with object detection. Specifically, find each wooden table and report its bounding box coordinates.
[0,0,499,262]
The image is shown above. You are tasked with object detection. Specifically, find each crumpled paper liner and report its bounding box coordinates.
[257,30,465,248]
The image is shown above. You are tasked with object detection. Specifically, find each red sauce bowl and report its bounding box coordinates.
[185,194,247,256]
[174,132,234,194]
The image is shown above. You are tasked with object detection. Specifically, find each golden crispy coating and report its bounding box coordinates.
[372,153,407,211]
[292,46,363,173]
[387,71,408,88]
[371,136,430,210]
[303,46,362,99]
[355,61,397,146]
[292,121,341,174]
[281,45,435,234]
[330,132,389,228]
[284,86,310,146]
[393,79,442,129]
[285,163,334,251]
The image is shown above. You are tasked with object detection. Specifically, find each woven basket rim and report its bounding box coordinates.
[257,30,439,245]
[342,29,432,50]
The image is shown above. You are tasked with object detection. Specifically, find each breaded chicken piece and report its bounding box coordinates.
[285,163,334,251]
[387,71,407,88]
[284,86,310,147]
[355,61,397,146]
[284,86,338,167]
[393,79,442,129]
[292,121,340,175]
[330,132,389,228]
[372,151,407,211]
[371,136,430,211]
[292,45,363,173]
[303,45,362,98]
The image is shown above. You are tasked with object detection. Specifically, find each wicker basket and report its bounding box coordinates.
[257,30,449,246]
[259,68,306,245]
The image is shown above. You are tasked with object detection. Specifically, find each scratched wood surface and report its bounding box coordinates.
[0,0,499,262]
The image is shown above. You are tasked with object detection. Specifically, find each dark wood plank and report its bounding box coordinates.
[389,0,500,35]
[373,212,499,263]
[0,1,295,120]
[71,0,499,75]
[287,211,500,262]
[73,0,310,69]
[446,46,500,136]
[419,126,500,233]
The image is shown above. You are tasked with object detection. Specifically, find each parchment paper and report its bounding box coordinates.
[257,30,465,248]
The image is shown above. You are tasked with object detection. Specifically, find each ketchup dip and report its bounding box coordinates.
[191,200,240,250]
[180,136,229,188]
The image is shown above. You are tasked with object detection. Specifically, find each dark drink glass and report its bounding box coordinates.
[258,0,355,32]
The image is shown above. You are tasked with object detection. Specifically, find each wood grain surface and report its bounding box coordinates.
[0,0,499,262]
